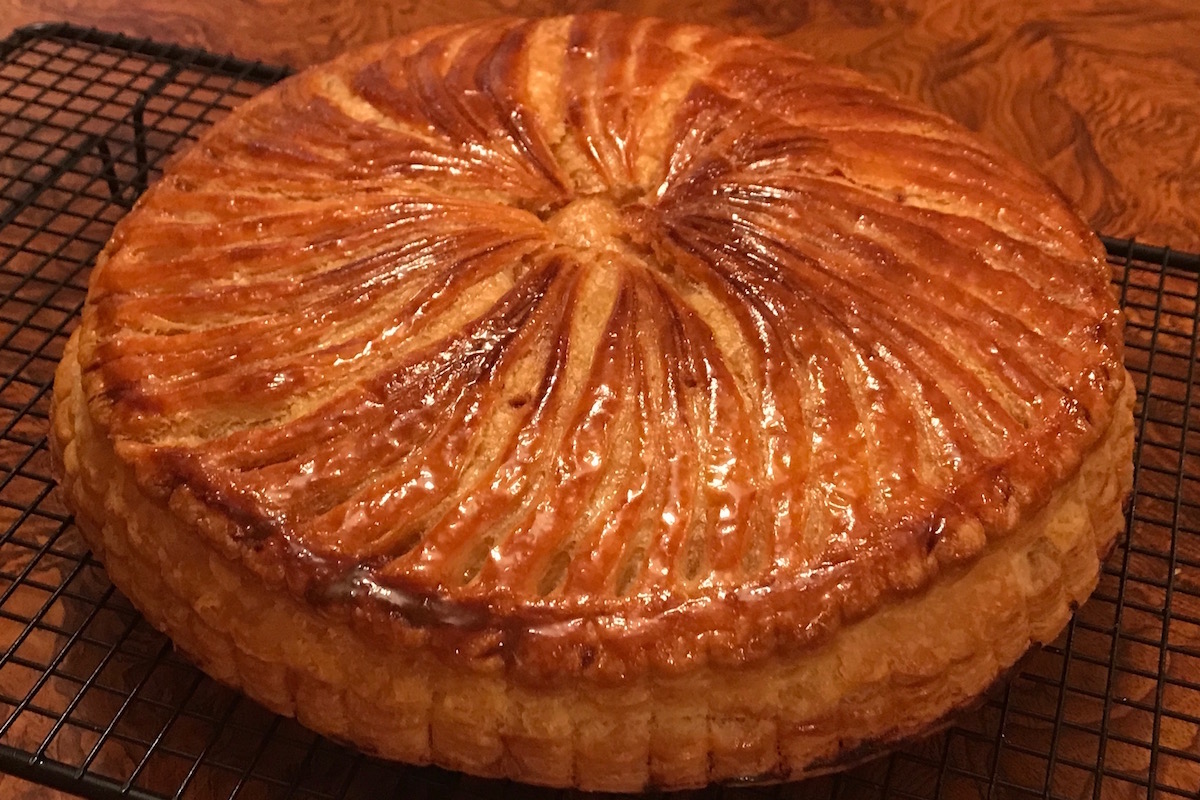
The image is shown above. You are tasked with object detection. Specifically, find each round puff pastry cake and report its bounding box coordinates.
[52,13,1133,791]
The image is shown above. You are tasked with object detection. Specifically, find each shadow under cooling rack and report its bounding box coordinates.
[3,21,1200,800]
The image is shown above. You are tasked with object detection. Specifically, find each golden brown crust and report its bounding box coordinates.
[65,13,1125,682]
[53,11,1133,788]
[53,333,1134,790]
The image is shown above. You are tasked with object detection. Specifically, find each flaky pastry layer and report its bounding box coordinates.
[53,331,1133,790]
[68,14,1128,680]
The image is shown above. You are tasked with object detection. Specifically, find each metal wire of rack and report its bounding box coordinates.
[1,21,1199,800]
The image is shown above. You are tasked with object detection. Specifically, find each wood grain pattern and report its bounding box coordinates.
[3,0,1200,250]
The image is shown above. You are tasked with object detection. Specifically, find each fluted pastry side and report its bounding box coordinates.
[52,333,1134,790]
[67,13,1125,683]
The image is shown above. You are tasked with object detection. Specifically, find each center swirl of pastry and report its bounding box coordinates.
[544,196,640,257]
[83,14,1122,637]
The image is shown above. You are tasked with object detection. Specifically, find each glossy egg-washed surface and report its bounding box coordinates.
[78,13,1124,676]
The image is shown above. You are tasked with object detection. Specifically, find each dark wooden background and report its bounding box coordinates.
[2,2,1200,799]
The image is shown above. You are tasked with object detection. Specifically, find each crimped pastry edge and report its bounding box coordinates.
[51,330,1134,791]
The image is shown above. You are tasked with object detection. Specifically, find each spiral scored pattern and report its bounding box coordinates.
[78,14,1124,676]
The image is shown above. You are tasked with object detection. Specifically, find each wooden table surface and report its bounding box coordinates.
[2,3,1200,800]
[5,0,1200,251]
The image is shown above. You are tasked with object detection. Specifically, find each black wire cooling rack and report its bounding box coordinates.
[2,21,1200,800]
